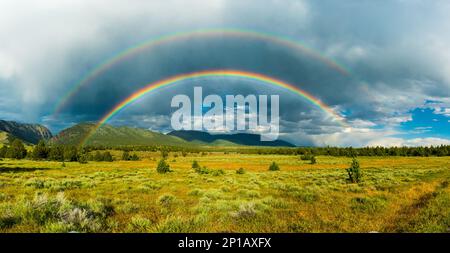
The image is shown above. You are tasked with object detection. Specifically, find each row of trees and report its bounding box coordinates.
[78,144,450,157]
[31,141,116,162]
[85,144,450,157]
[246,145,450,157]
[0,140,140,162]
[1,139,449,161]
[0,139,28,159]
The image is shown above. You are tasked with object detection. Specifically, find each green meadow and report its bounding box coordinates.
[0,153,449,233]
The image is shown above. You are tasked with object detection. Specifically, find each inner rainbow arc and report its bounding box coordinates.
[80,70,347,146]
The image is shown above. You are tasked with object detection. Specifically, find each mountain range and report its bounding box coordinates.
[0,120,295,147]
[0,120,52,144]
[167,130,295,147]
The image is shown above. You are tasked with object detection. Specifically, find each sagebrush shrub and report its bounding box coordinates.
[211,169,225,176]
[310,156,317,164]
[127,216,152,232]
[268,162,280,171]
[157,194,176,208]
[192,160,200,170]
[231,203,257,220]
[156,159,171,174]
[300,154,312,161]
[236,168,245,174]
[347,158,362,183]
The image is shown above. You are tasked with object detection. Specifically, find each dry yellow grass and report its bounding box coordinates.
[0,153,449,232]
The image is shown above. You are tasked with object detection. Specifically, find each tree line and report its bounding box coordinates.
[0,140,140,162]
[1,139,449,161]
[243,145,450,156]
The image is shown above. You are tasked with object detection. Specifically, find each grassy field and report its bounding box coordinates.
[0,152,449,233]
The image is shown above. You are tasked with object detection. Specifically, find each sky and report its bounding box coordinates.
[0,0,449,147]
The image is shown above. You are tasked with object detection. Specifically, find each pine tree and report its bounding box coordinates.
[48,145,64,161]
[156,159,171,174]
[346,158,362,183]
[0,145,8,158]
[7,139,27,159]
[103,151,113,162]
[122,150,130,161]
[63,146,78,162]
[32,140,49,160]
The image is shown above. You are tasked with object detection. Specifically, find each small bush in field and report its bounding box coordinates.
[156,159,171,174]
[157,194,176,208]
[347,158,362,183]
[310,156,316,164]
[130,154,140,161]
[127,216,152,232]
[300,154,312,161]
[236,168,246,174]
[211,169,225,176]
[192,160,210,174]
[268,162,280,171]
[78,155,88,164]
[160,150,169,159]
[192,160,200,170]
[122,151,130,161]
[196,166,210,175]
[231,203,257,220]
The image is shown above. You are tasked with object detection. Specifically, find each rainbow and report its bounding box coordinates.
[80,70,347,146]
[54,28,350,115]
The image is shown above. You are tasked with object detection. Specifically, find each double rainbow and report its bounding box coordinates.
[80,70,347,146]
[54,28,350,115]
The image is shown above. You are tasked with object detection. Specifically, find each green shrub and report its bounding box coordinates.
[63,146,78,162]
[211,169,225,176]
[78,155,88,164]
[161,150,169,159]
[48,145,64,161]
[32,140,49,160]
[102,151,113,162]
[130,153,140,161]
[122,151,130,161]
[347,158,362,183]
[196,166,210,174]
[24,178,46,189]
[236,168,245,174]
[0,213,20,229]
[192,160,200,170]
[0,146,8,158]
[121,151,139,161]
[310,156,316,164]
[300,154,312,161]
[127,216,152,232]
[268,162,280,171]
[188,189,203,196]
[93,151,103,161]
[157,194,176,208]
[156,159,171,174]
[192,160,211,174]
[231,203,258,220]
[6,139,27,159]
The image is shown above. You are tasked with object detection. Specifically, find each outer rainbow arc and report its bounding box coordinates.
[80,70,347,146]
[54,28,350,115]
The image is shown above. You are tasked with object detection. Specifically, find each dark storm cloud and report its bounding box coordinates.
[1,0,449,146]
[61,37,347,119]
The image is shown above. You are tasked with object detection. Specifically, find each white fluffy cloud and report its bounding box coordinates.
[367,137,450,147]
